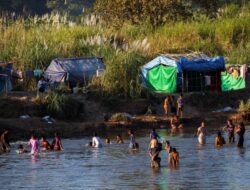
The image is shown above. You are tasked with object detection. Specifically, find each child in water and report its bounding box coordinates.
[40,136,51,151]
[116,135,124,144]
[51,133,63,151]
[128,130,139,150]
[28,134,39,155]
[105,138,111,144]
[169,148,179,167]
[215,131,226,147]
[16,144,27,154]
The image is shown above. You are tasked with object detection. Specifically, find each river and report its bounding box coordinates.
[0,128,250,190]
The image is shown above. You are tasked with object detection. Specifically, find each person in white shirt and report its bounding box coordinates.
[92,132,103,148]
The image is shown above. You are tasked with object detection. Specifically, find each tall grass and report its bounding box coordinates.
[0,4,250,97]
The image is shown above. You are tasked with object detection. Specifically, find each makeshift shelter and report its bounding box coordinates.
[44,57,105,85]
[141,56,180,92]
[141,53,225,93]
[0,62,13,93]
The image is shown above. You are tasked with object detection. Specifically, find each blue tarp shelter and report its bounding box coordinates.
[0,62,13,93]
[44,57,105,84]
[141,53,225,93]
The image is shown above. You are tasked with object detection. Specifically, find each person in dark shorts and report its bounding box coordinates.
[236,122,245,147]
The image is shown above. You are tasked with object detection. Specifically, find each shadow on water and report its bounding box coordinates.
[0,126,250,189]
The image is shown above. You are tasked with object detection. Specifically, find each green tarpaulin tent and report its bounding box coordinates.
[221,72,245,91]
[146,65,177,92]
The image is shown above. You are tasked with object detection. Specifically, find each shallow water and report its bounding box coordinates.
[1,128,250,190]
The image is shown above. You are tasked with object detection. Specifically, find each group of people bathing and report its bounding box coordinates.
[87,133,125,148]
[15,133,63,155]
[197,120,246,147]
[87,130,139,150]
[149,128,179,169]
[88,128,178,169]
[1,119,245,169]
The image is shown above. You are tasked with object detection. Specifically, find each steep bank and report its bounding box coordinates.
[1,89,249,141]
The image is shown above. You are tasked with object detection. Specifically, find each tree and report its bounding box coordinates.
[94,0,191,27]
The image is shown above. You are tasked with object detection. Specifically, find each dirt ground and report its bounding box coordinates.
[0,90,246,141]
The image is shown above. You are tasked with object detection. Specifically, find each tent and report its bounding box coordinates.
[44,57,105,84]
[0,62,13,93]
[141,53,225,93]
[141,56,179,92]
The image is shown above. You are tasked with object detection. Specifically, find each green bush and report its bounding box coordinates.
[109,112,132,123]
[46,91,84,119]
[238,99,250,113]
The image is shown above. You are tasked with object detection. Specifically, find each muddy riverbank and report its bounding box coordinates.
[1,90,248,141]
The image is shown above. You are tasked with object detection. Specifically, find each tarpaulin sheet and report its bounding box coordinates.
[146,65,177,92]
[44,57,105,83]
[221,72,245,91]
[180,56,225,72]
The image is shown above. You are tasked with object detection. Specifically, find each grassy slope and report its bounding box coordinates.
[0,5,250,97]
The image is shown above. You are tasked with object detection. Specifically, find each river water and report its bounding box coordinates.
[0,128,250,190]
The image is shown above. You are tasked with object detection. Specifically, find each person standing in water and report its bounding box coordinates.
[223,120,235,143]
[116,135,124,144]
[105,138,111,144]
[197,121,207,145]
[51,133,64,151]
[165,141,173,163]
[0,130,10,153]
[236,122,245,148]
[28,134,39,155]
[215,130,226,147]
[128,130,138,150]
[40,136,51,151]
[150,128,160,140]
[169,148,179,167]
[149,136,161,168]
[92,132,103,148]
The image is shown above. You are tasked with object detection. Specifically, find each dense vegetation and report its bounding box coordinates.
[0,2,250,98]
